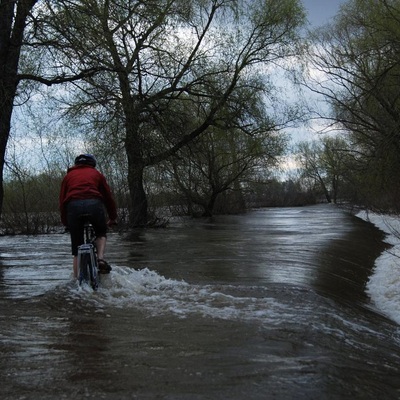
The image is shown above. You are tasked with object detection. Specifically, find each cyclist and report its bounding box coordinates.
[59,154,117,278]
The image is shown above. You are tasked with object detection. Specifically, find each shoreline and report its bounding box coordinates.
[356,210,400,325]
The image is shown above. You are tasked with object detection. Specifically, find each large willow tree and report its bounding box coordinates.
[31,0,305,226]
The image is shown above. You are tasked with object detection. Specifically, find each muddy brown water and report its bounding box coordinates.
[1,204,400,399]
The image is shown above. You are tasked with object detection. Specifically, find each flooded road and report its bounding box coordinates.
[1,204,400,399]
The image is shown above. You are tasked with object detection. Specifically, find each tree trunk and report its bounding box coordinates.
[124,115,148,227]
[203,193,218,217]
[0,99,12,217]
[320,180,332,203]
[332,176,339,204]
[0,0,38,218]
[127,164,148,227]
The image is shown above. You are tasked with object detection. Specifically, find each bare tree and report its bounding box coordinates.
[165,122,286,216]
[295,136,352,204]
[0,0,107,221]
[305,0,400,210]
[296,140,332,203]
[0,0,38,217]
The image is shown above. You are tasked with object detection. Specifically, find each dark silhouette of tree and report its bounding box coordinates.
[35,0,305,226]
[0,0,38,217]
[306,0,400,211]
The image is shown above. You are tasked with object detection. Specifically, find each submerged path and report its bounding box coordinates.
[0,204,399,399]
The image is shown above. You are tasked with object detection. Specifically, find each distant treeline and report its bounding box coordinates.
[0,166,322,235]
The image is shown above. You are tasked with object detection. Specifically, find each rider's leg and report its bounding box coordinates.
[73,256,78,278]
[96,236,106,260]
[66,200,84,279]
[90,204,111,272]
[96,236,111,273]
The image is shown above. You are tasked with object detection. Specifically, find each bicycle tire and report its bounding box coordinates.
[78,251,99,290]
[77,223,101,291]
[89,257,99,291]
[78,252,91,286]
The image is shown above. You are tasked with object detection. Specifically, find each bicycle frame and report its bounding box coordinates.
[77,222,99,290]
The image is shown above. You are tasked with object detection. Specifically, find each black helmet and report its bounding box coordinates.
[74,154,96,167]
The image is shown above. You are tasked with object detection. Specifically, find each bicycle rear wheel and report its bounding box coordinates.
[78,252,90,286]
[89,258,99,291]
[78,248,99,291]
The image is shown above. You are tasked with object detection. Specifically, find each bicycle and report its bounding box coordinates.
[77,221,100,290]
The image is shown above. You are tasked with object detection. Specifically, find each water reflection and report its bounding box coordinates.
[111,205,388,303]
[313,213,389,303]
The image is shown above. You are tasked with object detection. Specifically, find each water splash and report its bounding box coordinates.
[66,266,290,322]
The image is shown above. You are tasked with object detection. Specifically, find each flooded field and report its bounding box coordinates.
[1,204,400,399]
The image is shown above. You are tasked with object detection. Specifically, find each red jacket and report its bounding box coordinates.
[59,164,117,226]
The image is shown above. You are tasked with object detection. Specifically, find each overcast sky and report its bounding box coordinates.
[277,1,350,155]
[302,0,347,26]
